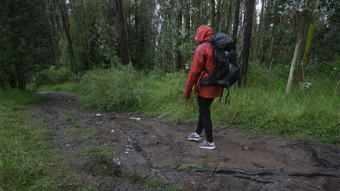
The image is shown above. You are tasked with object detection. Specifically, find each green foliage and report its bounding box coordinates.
[74,64,340,144]
[0,0,54,89]
[0,89,47,108]
[179,38,196,69]
[123,173,182,191]
[75,64,148,111]
[33,66,76,87]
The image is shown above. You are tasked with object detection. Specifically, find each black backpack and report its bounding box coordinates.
[198,33,241,104]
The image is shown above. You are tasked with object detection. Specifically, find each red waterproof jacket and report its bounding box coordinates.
[183,25,222,99]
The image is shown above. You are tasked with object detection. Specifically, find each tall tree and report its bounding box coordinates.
[176,1,184,70]
[210,0,216,30]
[239,0,255,86]
[232,0,241,43]
[115,0,130,65]
[58,0,77,74]
[299,0,319,81]
[0,0,54,89]
[254,0,266,62]
[285,0,310,96]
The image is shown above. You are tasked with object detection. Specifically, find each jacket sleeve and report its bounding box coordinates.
[183,46,205,99]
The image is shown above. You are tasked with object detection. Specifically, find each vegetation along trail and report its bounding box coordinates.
[33,92,340,190]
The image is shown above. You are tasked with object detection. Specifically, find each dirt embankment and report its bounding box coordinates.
[34,92,340,191]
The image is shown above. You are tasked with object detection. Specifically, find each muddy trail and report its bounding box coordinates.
[33,92,340,191]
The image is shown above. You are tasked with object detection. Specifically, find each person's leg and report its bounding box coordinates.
[196,95,214,143]
[195,107,204,135]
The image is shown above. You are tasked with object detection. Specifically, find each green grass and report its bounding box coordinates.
[177,163,203,170]
[73,64,340,145]
[123,173,182,191]
[61,112,96,138]
[0,89,75,190]
[33,81,77,93]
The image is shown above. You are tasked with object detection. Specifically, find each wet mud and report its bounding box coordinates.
[34,92,340,191]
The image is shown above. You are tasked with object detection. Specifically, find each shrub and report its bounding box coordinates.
[75,64,147,111]
[33,66,75,87]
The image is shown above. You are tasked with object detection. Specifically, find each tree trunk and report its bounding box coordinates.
[115,0,130,65]
[227,0,233,34]
[285,0,310,96]
[299,0,319,81]
[254,0,265,62]
[299,19,315,81]
[232,0,241,43]
[0,78,5,90]
[135,0,141,67]
[16,62,26,90]
[57,0,77,74]
[216,0,221,32]
[184,0,190,36]
[176,5,183,70]
[7,64,17,89]
[210,0,215,30]
[239,0,255,86]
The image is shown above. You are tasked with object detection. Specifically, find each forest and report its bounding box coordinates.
[1,0,340,190]
[1,0,339,140]
[0,0,338,89]
[1,0,340,142]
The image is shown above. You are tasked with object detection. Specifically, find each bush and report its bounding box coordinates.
[75,64,147,111]
[33,66,75,87]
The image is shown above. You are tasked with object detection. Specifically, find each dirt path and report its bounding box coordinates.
[34,92,340,191]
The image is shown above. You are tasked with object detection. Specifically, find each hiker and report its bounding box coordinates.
[183,25,222,150]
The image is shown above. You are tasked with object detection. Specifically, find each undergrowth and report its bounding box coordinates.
[74,63,340,145]
[0,90,74,190]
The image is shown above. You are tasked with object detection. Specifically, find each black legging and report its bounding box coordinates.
[195,95,214,143]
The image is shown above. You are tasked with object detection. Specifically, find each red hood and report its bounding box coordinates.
[194,25,214,45]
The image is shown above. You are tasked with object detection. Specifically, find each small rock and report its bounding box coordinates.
[125,145,133,149]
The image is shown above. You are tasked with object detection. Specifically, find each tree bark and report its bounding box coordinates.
[210,0,215,30]
[254,0,265,62]
[232,0,241,43]
[115,0,130,65]
[57,0,77,74]
[239,0,255,86]
[299,0,319,81]
[0,78,5,90]
[184,0,190,36]
[227,0,233,34]
[299,19,315,81]
[7,64,17,89]
[176,4,183,70]
[135,0,141,66]
[285,0,310,96]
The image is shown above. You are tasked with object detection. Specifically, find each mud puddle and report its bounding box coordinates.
[33,92,340,191]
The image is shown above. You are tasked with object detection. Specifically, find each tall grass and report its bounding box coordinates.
[74,64,340,144]
[74,64,148,111]
[0,90,71,190]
